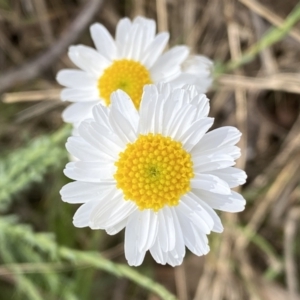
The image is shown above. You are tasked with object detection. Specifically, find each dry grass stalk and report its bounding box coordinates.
[236,251,263,300]
[2,89,61,103]
[131,0,145,17]
[182,0,197,48]
[156,0,168,32]
[15,101,63,123]
[185,0,219,49]
[193,258,214,299]
[0,0,105,94]
[174,264,188,300]
[217,73,300,94]
[284,207,300,299]
[0,30,24,64]
[249,112,300,192]
[32,0,54,46]
[251,12,278,74]
[237,155,300,250]
[196,2,251,299]
[214,2,249,298]
[239,0,300,43]
[224,0,248,171]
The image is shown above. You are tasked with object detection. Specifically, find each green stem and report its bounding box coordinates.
[234,225,282,280]
[59,248,178,300]
[0,218,178,300]
[215,3,300,75]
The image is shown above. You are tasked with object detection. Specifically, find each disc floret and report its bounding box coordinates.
[114,133,194,211]
[98,59,152,108]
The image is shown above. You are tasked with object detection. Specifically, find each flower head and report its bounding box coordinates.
[60,83,246,266]
[56,17,213,128]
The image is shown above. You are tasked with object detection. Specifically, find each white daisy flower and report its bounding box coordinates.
[56,16,213,128]
[60,83,246,267]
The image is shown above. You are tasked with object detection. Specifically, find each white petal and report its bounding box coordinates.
[192,144,241,161]
[161,206,176,251]
[61,88,99,102]
[110,90,139,131]
[194,161,235,173]
[142,32,169,68]
[74,188,120,229]
[103,201,136,229]
[78,121,122,160]
[193,196,224,233]
[155,210,169,252]
[133,16,156,42]
[106,218,128,235]
[137,210,159,252]
[166,93,197,140]
[150,46,189,82]
[192,127,242,154]
[60,181,113,204]
[116,18,132,55]
[88,189,121,227]
[73,199,99,228]
[150,239,168,265]
[92,103,110,128]
[57,69,97,88]
[125,17,156,60]
[191,173,231,195]
[156,82,172,98]
[90,192,136,229]
[182,84,199,99]
[161,94,182,137]
[125,211,147,266]
[121,23,140,59]
[206,167,247,188]
[128,24,147,60]
[109,91,139,143]
[193,190,246,213]
[170,73,212,95]
[150,209,185,267]
[167,208,185,266]
[180,194,214,234]
[192,153,235,172]
[183,55,213,74]
[149,207,177,262]
[62,102,96,125]
[166,253,183,267]
[90,23,117,60]
[138,85,159,134]
[68,45,110,76]
[181,55,213,93]
[170,73,199,88]
[176,207,209,256]
[109,109,137,144]
[66,136,105,161]
[180,118,214,152]
[63,161,115,182]
[152,94,166,134]
[190,94,210,119]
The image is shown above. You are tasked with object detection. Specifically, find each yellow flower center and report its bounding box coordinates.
[98,59,153,109]
[114,134,194,211]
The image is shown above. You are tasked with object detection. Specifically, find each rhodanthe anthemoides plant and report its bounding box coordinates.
[60,83,246,266]
[56,16,213,128]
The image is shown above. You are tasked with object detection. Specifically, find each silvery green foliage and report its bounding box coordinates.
[0,125,70,212]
